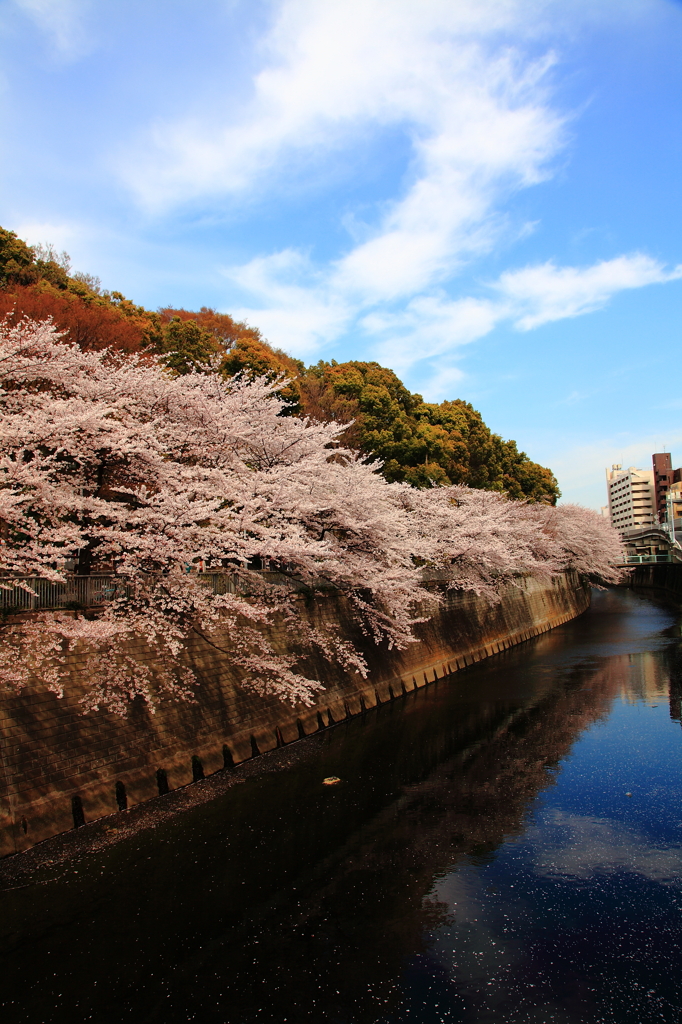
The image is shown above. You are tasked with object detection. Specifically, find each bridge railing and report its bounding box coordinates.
[618,554,677,566]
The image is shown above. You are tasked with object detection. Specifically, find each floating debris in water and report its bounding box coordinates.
[322,776,341,786]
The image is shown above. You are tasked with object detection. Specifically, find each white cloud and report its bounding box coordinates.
[531,809,682,884]
[116,0,681,377]
[228,249,681,373]
[497,254,682,330]
[366,295,502,373]
[15,218,83,250]
[13,0,92,58]
[122,1,568,341]
[125,0,562,211]
[226,250,351,356]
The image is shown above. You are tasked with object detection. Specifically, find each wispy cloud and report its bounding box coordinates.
[227,248,681,372]
[117,0,676,371]
[12,0,92,59]
[123,0,563,212]
[497,254,682,330]
[20,0,676,393]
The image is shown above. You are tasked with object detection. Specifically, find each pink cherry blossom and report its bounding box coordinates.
[0,317,624,713]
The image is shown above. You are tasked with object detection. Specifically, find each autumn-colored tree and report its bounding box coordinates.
[0,225,558,501]
[0,283,155,354]
[158,307,303,406]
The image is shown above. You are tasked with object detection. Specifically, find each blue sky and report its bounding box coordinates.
[0,0,681,508]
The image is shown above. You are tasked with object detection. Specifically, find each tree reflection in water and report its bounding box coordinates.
[1,588,681,1023]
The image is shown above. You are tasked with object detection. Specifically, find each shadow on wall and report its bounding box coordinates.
[0,573,590,856]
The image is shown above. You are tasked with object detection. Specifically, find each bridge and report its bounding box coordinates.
[615,524,682,568]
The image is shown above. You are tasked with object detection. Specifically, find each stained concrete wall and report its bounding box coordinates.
[0,572,590,857]
[621,563,682,601]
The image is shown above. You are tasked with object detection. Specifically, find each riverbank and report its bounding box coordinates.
[0,728,326,891]
[2,588,680,1024]
[1,571,589,857]
[620,562,682,601]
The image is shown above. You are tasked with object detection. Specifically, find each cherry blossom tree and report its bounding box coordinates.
[531,501,624,585]
[397,484,623,596]
[0,317,623,713]
[0,317,428,710]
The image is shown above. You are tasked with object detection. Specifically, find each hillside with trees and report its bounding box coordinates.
[0,225,559,503]
[300,360,559,501]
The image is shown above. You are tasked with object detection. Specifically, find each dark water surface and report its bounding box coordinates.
[2,588,682,1024]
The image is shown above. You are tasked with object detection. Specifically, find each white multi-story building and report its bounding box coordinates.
[605,464,656,535]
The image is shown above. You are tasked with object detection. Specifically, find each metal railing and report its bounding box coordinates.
[0,571,272,611]
[620,553,677,565]
[0,575,130,612]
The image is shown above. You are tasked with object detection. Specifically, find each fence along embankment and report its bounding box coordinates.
[0,571,590,856]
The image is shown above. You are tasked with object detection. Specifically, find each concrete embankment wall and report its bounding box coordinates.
[621,563,682,601]
[0,572,589,857]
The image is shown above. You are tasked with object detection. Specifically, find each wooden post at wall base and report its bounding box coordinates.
[156,768,169,796]
[71,794,85,829]
[191,755,204,782]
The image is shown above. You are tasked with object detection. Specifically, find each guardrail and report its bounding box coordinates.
[0,576,130,612]
[0,573,243,612]
[619,554,677,565]
[0,565,561,611]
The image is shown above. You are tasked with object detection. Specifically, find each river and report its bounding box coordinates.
[1,586,681,1023]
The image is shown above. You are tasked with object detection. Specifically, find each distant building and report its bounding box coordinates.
[605,464,656,535]
[667,476,682,545]
[652,452,682,522]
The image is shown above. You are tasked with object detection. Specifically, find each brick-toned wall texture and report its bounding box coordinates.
[0,572,590,856]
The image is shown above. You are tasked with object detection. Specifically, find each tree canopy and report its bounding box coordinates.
[0,225,559,502]
[0,319,620,712]
[300,360,560,502]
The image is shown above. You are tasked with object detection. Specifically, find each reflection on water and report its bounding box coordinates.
[1,588,682,1023]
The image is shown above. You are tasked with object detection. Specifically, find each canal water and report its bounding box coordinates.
[1,587,682,1024]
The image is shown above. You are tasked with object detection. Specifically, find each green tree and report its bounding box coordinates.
[156,316,221,375]
[0,227,37,286]
[298,360,560,503]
